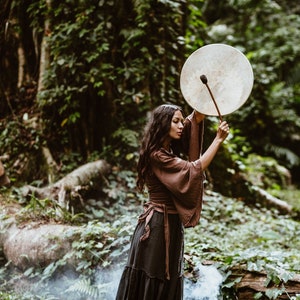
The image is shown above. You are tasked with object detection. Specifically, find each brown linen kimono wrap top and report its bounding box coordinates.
[139,111,205,280]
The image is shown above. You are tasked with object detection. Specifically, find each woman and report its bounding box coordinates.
[116,104,229,300]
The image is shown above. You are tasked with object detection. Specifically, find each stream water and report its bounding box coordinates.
[184,264,223,300]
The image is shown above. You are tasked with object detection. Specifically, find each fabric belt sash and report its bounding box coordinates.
[138,201,178,280]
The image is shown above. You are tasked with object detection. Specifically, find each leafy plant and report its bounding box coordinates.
[65,278,101,299]
[185,190,300,298]
[15,194,85,225]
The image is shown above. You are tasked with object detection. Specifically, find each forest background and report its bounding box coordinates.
[0,0,300,299]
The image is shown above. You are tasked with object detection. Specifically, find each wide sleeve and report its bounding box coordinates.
[151,149,204,227]
[180,111,204,161]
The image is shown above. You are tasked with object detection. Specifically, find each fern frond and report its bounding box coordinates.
[66,278,100,299]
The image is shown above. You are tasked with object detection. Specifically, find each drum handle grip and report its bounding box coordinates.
[200,75,223,122]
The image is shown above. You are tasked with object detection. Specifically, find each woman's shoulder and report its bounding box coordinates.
[151,149,184,171]
[151,148,176,162]
[151,148,166,158]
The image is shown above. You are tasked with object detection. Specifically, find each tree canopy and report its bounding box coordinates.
[0,0,299,183]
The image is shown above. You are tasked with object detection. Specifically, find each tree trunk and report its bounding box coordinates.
[42,146,59,184]
[0,0,13,56]
[17,33,27,88]
[36,0,58,183]
[37,0,51,93]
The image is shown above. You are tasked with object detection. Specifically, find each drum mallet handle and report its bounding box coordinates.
[200,75,223,122]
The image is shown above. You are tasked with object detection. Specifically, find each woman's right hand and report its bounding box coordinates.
[216,121,230,142]
[199,120,230,170]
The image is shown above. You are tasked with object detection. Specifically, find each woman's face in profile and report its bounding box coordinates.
[169,110,184,140]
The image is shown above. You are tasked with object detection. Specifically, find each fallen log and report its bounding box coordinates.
[20,159,111,210]
[220,169,294,216]
[251,186,293,214]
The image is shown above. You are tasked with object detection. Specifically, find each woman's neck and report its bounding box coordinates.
[162,140,171,152]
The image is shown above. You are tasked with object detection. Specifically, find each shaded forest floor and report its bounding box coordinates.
[0,179,300,299]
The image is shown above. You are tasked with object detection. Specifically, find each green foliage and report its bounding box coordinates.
[185,190,300,298]
[2,180,300,299]
[100,127,140,169]
[65,278,102,299]
[3,0,300,186]
[15,194,85,225]
[201,0,300,174]
[58,152,83,175]
[2,0,300,298]
[0,118,46,183]
[29,0,189,161]
[243,154,291,189]
[0,291,37,300]
[272,187,300,212]
[112,128,139,149]
[183,0,206,52]
[0,169,137,298]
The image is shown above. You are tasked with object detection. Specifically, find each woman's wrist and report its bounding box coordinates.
[214,136,225,144]
[194,110,205,123]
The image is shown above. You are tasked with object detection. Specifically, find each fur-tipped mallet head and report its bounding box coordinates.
[200,74,208,84]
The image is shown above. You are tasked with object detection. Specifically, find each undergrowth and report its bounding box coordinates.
[185,190,300,299]
[1,169,300,299]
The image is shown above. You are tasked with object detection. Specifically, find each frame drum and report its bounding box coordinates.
[180,44,254,116]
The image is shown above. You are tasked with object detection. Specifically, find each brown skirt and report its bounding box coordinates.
[116,211,184,300]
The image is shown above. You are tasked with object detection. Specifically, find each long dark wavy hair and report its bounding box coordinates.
[136,104,183,191]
